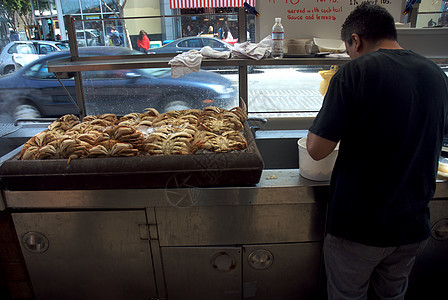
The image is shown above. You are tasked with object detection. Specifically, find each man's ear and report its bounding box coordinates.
[351,33,362,52]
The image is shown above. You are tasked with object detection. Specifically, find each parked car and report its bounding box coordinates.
[76,29,101,47]
[0,46,237,120]
[0,40,69,74]
[148,36,233,54]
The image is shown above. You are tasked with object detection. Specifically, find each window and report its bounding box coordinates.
[61,0,81,14]
[23,62,55,80]
[8,43,36,55]
[202,39,228,49]
[178,39,202,48]
[81,0,100,13]
[55,43,70,50]
[16,44,37,55]
[39,44,58,54]
[416,0,448,27]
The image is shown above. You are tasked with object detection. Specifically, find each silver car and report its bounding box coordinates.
[0,40,69,74]
[148,36,233,54]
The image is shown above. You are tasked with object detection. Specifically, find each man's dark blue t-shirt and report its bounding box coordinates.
[309,49,448,246]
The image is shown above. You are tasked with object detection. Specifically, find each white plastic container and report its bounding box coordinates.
[298,137,339,181]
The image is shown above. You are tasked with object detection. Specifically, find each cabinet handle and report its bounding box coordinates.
[432,218,448,241]
[22,231,49,253]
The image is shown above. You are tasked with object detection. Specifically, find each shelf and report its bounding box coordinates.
[47,54,351,73]
[47,53,448,73]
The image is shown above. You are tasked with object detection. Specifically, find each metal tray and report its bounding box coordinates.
[0,126,263,190]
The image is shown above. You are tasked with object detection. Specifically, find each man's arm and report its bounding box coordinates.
[306,132,338,161]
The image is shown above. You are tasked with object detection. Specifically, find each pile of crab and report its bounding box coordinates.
[19,105,249,160]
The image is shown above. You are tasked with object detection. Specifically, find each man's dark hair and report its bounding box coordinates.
[341,2,397,45]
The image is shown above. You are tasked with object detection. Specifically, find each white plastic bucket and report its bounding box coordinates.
[298,137,339,181]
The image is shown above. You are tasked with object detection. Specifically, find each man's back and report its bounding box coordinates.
[311,49,448,246]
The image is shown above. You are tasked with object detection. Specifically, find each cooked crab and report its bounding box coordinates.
[143,107,160,117]
[142,130,193,155]
[20,146,40,160]
[75,131,104,146]
[118,112,141,123]
[20,131,53,159]
[82,114,118,127]
[20,130,57,160]
[37,136,87,159]
[230,106,248,123]
[48,114,81,134]
[198,110,243,134]
[104,125,144,148]
[20,134,87,160]
[192,130,247,153]
[180,109,203,117]
[88,140,138,158]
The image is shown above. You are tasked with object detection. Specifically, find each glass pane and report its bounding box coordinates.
[75,20,104,46]
[102,0,119,13]
[55,42,70,50]
[17,44,37,54]
[103,16,125,47]
[416,0,448,27]
[247,65,330,118]
[185,38,201,48]
[81,0,101,13]
[202,38,227,49]
[61,0,81,14]
[35,64,57,80]
[82,67,238,115]
[48,0,58,15]
[39,44,56,54]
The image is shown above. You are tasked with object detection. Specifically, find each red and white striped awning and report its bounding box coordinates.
[170,0,256,9]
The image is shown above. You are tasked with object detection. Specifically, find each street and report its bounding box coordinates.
[222,66,324,114]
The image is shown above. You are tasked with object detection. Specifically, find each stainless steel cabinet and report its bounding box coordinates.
[162,247,242,299]
[161,243,322,300]
[156,204,326,299]
[407,200,448,299]
[12,210,156,300]
[243,243,322,299]
[155,204,326,246]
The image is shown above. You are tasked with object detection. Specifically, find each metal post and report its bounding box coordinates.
[30,0,37,26]
[64,15,78,57]
[238,7,248,110]
[64,15,87,118]
[409,4,420,28]
[54,0,67,40]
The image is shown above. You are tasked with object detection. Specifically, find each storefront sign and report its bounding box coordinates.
[257,0,403,40]
[170,0,256,9]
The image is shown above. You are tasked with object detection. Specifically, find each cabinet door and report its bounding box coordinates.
[407,200,448,299]
[243,243,322,299]
[12,210,156,300]
[161,247,242,299]
[156,204,326,246]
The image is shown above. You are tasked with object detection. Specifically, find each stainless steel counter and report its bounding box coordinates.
[3,169,448,209]
[2,169,448,300]
[3,169,328,209]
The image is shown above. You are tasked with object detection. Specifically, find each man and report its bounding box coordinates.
[9,30,19,42]
[307,2,448,299]
[109,26,123,46]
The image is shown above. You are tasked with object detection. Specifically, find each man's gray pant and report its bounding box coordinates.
[324,234,427,300]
